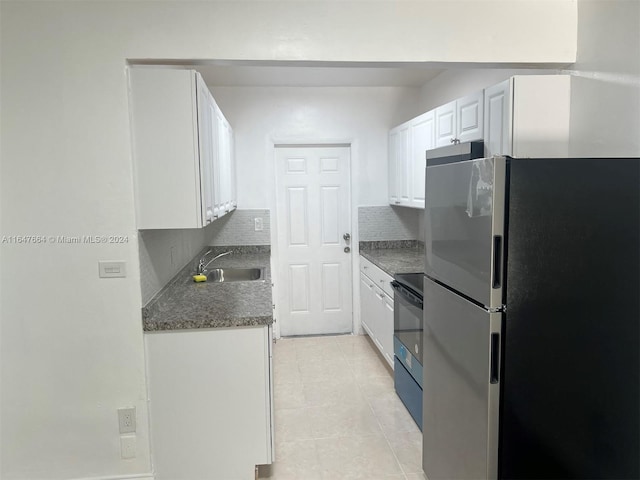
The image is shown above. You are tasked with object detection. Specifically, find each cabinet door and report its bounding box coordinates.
[145,326,272,479]
[370,284,387,354]
[229,126,237,210]
[435,100,457,147]
[456,90,484,143]
[398,124,411,205]
[360,273,376,338]
[129,68,202,229]
[484,79,512,157]
[219,116,232,215]
[388,128,399,205]
[381,293,395,368]
[213,109,227,219]
[409,111,435,208]
[196,74,215,226]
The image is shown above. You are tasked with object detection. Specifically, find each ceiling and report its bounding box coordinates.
[129,59,566,88]
[194,64,445,87]
[130,60,448,87]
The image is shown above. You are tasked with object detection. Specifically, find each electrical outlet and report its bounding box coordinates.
[120,434,136,459]
[254,217,263,231]
[118,407,136,434]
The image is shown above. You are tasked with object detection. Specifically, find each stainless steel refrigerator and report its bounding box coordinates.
[422,146,639,479]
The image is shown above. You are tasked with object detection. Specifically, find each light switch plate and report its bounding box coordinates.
[120,434,136,459]
[99,261,127,278]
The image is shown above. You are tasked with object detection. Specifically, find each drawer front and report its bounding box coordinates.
[360,256,394,298]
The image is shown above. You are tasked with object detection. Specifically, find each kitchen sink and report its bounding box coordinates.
[206,267,265,283]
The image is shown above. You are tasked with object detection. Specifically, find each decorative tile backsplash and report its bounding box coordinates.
[139,228,207,305]
[358,205,422,241]
[206,209,271,246]
[138,209,271,305]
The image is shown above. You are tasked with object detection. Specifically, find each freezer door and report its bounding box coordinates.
[422,277,501,480]
[424,156,505,309]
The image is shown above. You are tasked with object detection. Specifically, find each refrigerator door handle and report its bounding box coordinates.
[492,235,503,289]
[490,333,500,384]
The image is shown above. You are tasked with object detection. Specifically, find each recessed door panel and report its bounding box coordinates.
[287,187,308,246]
[457,91,484,143]
[321,263,342,312]
[320,157,339,173]
[289,264,310,313]
[287,157,307,174]
[459,103,479,133]
[321,186,340,245]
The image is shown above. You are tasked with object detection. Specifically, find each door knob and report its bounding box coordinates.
[344,246,351,253]
[343,233,351,241]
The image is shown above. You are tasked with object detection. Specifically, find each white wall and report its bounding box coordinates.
[568,0,640,156]
[417,1,640,157]
[0,1,576,479]
[211,86,421,208]
[417,68,560,112]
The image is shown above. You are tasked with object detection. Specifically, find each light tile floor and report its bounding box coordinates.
[263,334,427,480]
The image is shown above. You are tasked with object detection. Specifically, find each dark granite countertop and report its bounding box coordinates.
[359,240,424,276]
[143,246,273,332]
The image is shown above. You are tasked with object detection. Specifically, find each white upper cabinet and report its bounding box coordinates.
[435,100,456,147]
[388,116,431,209]
[456,91,484,143]
[434,90,484,147]
[484,79,512,158]
[389,124,411,206]
[484,75,570,158]
[214,107,235,218]
[398,125,411,204]
[388,128,399,205]
[196,75,216,226]
[409,110,435,208]
[129,67,236,230]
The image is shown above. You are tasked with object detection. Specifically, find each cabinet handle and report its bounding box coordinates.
[394,201,401,204]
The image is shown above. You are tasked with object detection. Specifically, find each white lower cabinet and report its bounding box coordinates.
[359,257,394,368]
[145,325,273,480]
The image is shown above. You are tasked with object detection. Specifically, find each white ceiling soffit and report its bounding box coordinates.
[194,64,444,87]
[129,60,570,88]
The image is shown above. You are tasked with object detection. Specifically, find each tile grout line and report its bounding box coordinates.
[337,336,412,480]
[274,335,422,479]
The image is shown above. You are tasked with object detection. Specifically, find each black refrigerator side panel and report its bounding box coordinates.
[500,158,640,479]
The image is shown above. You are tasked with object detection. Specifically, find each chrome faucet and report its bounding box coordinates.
[197,250,233,274]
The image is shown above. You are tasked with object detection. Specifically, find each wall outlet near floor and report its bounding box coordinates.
[118,407,136,434]
[254,217,263,231]
[120,434,137,459]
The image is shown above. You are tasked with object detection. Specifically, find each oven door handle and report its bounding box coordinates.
[391,281,423,309]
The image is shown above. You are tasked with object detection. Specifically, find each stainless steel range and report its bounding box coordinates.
[391,272,424,430]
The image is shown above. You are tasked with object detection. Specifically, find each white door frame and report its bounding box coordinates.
[267,137,361,340]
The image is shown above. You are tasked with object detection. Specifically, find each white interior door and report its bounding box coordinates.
[275,146,352,336]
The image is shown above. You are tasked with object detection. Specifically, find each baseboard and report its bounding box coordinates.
[71,474,153,480]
